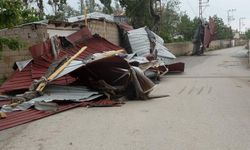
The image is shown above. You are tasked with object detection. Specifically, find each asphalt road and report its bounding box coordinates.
[1,46,250,150]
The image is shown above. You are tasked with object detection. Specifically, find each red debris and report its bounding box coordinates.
[166,62,185,73]
[0,99,120,131]
[0,28,123,94]
[0,100,88,131]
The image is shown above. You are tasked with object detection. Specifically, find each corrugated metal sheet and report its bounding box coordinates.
[0,99,119,131]
[1,86,103,112]
[54,60,85,80]
[15,59,33,71]
[0,28,122,94]
[128,27,150,56]
[0,101,87,131]
[29,85,102,103]
[0,63,76,93]
[127,27,176,65]
[0,100,10,107]
[67,12,114,23]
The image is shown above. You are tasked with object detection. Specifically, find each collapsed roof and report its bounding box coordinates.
[0,28,122,94]
[67,12,115,23]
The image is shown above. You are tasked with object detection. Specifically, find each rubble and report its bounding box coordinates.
[0,24,185,130]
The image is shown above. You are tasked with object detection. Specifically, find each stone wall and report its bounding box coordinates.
[47,23,79,38]
[47,20,120,46]
[0,24,48,80]
[87,20,119,45]
[0,21,119,81]
[165,40,245,56]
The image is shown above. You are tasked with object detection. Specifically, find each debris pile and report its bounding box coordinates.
[0,26,184,131]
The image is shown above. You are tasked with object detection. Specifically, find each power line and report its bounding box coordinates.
[199,0,209,19]
[227,9,236,26]
[185,0,197,17]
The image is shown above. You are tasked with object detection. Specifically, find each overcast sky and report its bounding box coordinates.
[63,0,250,32]
[180,0,250,31]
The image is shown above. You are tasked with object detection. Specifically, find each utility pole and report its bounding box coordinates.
[199,0,209,19]
[239,17,246,33]
[227,9,236,26]
[80,0,84,15]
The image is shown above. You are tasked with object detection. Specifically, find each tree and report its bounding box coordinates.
[113,0,122,14]
[22,0,44,19]
[212,15,233,40]
[0,0,35,55]
[100,0,113,14]
[62,5,81,18]
[176,14,196,41]
[158,0,181,42]
[245,29,250,39]
[0,0,40,29]
[47,4,80,21]
[0,0,23,28]
[48,0,67,17]
[118,0,163,31]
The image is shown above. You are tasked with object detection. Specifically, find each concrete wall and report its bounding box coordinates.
[248,40,250,66]
[166,42,193,56]
[0,24,48,80]
[235,39,247,46]
[165,39,245,56]
[47,24,79,37]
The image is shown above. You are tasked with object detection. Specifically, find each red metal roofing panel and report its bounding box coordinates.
[0,99,118,131]
[0,27,123,94]
[0,101,86,131]
[0,64,32,93]
[0,100,10,107]
[118,23,134,31]
[66,27,92,44]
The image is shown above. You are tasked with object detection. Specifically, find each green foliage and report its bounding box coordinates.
[0,0,34,57]
[119,0,153,28]
[176,14,196,41]
[212,15,233,40]
[48,0,67,17]
[0,37,25,58]
[23,0,44,19]
[100,0,113,14]
[22,8,40,23]
[0,0,23,28]
[46,4,80,21]
[157,0,181,42]
[0,37,24,51]
[0,0,39,29]
[245,29,250,39]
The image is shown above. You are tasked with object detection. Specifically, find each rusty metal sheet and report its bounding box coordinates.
[0,101,86,131]
[0,28,123,94]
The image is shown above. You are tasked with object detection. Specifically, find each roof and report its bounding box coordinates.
[67,12,115,23]
[0,98,120,131]
[0,100,86,131]
[127,27,176,64]
[0,27,122,94]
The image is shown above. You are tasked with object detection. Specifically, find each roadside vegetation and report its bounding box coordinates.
[0,0,236,45]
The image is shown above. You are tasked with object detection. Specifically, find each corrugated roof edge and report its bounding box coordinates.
[0,20,48,32]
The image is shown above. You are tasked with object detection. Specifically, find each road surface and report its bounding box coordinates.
[1,46,250,150]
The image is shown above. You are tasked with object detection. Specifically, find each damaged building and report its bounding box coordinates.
[0,12,184,131]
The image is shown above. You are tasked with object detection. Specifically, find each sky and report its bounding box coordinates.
[180,0,250,31]
[56,0,250,32]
